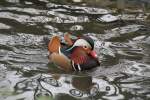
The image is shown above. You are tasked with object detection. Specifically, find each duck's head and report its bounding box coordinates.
[67,36,98,58]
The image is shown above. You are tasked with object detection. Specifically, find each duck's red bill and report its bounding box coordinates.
[90,50,98,58]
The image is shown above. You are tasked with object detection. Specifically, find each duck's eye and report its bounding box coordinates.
[83,46,88,49]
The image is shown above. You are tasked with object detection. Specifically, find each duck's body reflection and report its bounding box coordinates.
[33,74,121,99]
[13,71,124,100]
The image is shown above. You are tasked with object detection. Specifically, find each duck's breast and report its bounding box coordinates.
[79,56,100,70]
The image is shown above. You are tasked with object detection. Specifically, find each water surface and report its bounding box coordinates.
[0,0,150,100]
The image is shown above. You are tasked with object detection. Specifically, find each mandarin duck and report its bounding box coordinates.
[48,33,100,71]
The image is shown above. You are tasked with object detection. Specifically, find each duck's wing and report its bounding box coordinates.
[50,53,72,71]
[48,36,61,53]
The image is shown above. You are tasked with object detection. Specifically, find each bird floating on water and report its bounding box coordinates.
[48,33,100,71]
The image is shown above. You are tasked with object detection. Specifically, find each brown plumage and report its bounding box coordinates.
[48,36,72,71]
[50,53,72,71]
[48,36,60,53]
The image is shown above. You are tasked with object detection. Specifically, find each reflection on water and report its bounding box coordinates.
[7,74,123,100]
[0,0,150,100]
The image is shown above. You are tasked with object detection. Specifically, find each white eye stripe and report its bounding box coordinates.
[73,39,91,48]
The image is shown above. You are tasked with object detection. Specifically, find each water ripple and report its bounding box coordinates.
[0,0,150,100]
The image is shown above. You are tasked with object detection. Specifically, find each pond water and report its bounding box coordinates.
[0,0,150,100]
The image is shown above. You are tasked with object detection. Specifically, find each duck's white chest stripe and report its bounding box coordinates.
[77,64,81,71]
[71,61,81,71]
[71,61,76,71]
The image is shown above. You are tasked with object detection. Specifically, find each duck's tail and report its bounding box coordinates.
[48,36,61,53]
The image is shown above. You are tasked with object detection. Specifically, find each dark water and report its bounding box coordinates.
[0,0,150,100]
